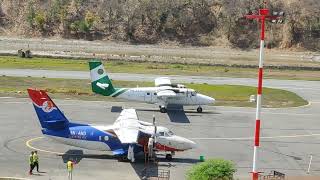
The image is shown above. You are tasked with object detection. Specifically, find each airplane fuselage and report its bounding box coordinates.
[113,86,214,106]
[42,122,194,154]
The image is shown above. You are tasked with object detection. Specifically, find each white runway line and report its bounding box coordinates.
[0,177,30,180]
[0,100,317,116]
[0,97,15,99]
[190,133,320,140]
[215,110,316,116]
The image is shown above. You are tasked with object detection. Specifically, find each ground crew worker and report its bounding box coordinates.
[33,151,39,172]
[67,160,74,180]
[29,151,34,175]
[148,136,154,159]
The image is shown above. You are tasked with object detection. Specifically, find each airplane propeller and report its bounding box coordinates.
[153,115,157,143]
[147,115,157,158]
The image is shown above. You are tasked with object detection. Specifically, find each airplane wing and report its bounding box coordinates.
[155,77,172,87]
[113,109,141,144]
[156,90,176,98]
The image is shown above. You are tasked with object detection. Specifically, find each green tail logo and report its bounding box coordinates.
[89,60,116,96]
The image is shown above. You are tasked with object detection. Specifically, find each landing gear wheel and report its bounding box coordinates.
[118,156,128,162]
[160,107,167,113]
[165,154,173,161]
[197,106,203,113]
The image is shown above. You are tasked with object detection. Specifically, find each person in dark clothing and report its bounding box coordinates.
[33,151,39,172]
[29,151,34,175]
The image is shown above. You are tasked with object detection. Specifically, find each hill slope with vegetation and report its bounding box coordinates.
[0,0,319,50]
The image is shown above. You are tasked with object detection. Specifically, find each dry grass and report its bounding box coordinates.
[0,56,319,80]
[0,76,308,108]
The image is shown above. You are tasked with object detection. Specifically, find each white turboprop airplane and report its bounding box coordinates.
[28,88,196,161]
[89,61,215,113]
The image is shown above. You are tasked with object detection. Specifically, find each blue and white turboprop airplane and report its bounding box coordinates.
[27,88,196,161]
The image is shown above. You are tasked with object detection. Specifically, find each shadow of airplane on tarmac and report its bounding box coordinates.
[59,149,198,180]
[60,149,115,163]
[60,150,159,180]
[111,106,123,112]
[128,104,220,123]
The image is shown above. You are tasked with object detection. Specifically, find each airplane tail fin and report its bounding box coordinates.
[89,60,116,96]
[27,88,69,130]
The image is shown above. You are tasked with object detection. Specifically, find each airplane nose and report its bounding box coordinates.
[197,94,215,105]
[203,95,215,104]
[185,139,197,149]
[208,97,215,104]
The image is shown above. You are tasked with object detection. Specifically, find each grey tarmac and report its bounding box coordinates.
[0,69,320,179]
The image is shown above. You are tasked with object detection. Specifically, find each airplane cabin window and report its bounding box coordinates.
[154,93,157,95]
[147,92,150,95]
[159,132,165,136]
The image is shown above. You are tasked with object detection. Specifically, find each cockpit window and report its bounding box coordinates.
[159,132,165,136]
[158,130,174,137]
[168,131,174,136]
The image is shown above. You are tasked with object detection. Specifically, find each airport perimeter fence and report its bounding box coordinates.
[258,154,320,179]
[141,168,170,180]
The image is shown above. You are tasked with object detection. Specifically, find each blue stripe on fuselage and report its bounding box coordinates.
[41,122,143,154]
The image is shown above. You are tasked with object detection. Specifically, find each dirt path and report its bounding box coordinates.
[0,36,319,67]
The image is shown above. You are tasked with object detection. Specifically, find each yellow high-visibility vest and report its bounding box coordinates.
[33,153,39,163]
[67,161,73,171]
[29,155,33,164]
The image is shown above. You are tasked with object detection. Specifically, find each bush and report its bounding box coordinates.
[187,159,236,180]
[34,12,46,30]
[26,1,36,27]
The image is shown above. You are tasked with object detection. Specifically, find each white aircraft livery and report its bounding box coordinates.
[89,61,215,113]
[28,88,196,162]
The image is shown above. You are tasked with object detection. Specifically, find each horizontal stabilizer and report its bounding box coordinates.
[112,148,125,156]
[44,120,67,130]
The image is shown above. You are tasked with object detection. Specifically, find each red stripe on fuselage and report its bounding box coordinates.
[155,143,183,152]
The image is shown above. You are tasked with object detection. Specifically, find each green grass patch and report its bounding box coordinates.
[0,56,320,81]
[0,76,307,108]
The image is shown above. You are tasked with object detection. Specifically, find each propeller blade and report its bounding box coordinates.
[152,115,157,144]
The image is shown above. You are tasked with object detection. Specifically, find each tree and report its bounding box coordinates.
[34,12,46,30]
[26,1,36,28]
[187,159,236,180]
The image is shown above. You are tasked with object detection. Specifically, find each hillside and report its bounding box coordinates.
[0,0,319,50]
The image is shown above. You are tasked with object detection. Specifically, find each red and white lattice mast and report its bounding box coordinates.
[245,3,284,180]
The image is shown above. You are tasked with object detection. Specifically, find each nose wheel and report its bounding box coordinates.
[197,106,203,113]
[159,106,167,113]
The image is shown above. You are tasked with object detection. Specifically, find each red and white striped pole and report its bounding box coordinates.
[253,13,265,180]
[245,7,280,180]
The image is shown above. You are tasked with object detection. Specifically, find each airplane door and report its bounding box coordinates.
[188,90,197,105]
[144,92,152,103]
[186,90,191,105]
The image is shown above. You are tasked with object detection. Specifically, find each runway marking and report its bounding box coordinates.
[26,137,63,155]
[214,110,316,116]
[190,133,320,140]
[2,102,30,104]
[2,99,315,116]
[0,177,30,180]
[27,133,320,156]
[0,97,14,99]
